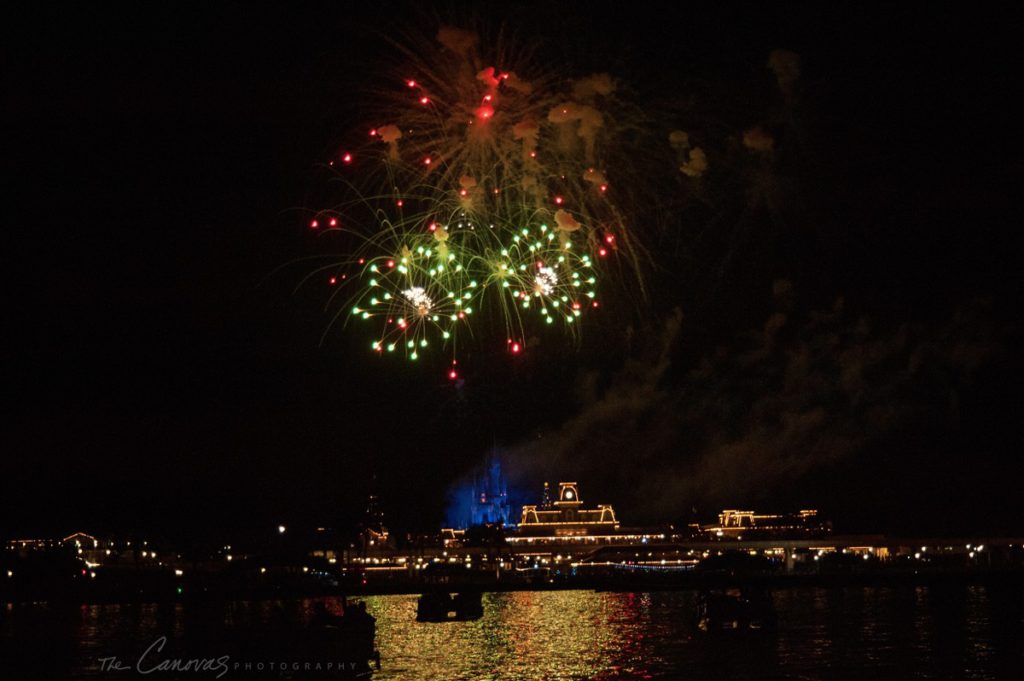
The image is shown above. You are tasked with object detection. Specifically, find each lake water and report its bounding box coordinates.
[2,586,1022,679]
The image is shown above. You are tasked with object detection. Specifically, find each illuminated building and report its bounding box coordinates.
[470,453,512,527]
[517,482,619,537]
[6,538,60,551]
[445,451,514,530]
[7,532,98,555]
[700,509,831,538]
[62,532,98,547]
[361,492,390,548]
[540,482,553,508]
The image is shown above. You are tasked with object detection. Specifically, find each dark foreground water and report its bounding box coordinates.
[2,586,1022,680]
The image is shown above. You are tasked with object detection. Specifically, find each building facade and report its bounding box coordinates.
[518,482,619,537]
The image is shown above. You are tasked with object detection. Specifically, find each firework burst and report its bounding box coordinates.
[468,220,597,337]
[307,24,660,375]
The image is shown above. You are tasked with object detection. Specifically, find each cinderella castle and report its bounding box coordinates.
[446,450,514,529]
[468,452,513,526]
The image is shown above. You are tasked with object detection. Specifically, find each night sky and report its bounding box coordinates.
[5,3,1022,542]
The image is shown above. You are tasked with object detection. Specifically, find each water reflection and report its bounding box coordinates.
[0,586,1020,679]
[367,591,682,680]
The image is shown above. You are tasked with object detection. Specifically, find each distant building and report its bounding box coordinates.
[540,481,553,509]
[7,537,60,554]
[700,509,831,538]
[6,532,97,553]
[518,482,619,537]
[63,532,98,547]
[361,491,390,549]
[470,453,513,527]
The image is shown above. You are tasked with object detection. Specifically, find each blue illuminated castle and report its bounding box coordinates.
[469,452,513,527]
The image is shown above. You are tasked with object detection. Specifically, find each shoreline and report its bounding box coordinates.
[4,567,1022,607]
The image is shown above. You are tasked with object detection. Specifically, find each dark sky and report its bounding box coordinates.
[5,3,1022,541]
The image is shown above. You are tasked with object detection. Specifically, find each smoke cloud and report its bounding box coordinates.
[767,49,801,95]
[501,285,1003,523]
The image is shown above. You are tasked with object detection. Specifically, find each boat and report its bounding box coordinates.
[695,588,776,633]
[309,600,381,669]
[416,590,484,622]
